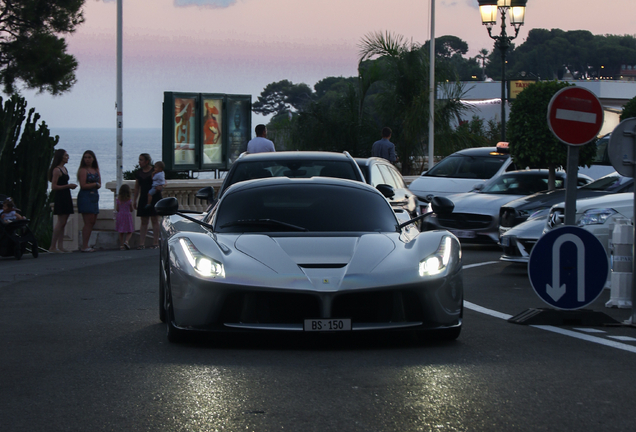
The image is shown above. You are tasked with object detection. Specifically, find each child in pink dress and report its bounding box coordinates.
[115,184,135,250]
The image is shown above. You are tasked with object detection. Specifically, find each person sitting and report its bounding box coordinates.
[0,198,25,224]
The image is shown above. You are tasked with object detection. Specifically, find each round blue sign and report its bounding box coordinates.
[528,226,608,310]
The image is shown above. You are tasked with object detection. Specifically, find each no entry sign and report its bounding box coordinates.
[547,87,604,146]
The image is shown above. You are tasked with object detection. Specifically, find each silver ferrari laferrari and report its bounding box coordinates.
[156,176,463,343]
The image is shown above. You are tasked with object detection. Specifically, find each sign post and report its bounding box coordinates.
[608,118,636,325]
[547,86,604,225]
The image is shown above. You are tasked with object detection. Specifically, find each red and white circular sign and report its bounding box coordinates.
[547,87,604,146]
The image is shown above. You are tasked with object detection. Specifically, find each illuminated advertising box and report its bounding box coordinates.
[162,92,251,171]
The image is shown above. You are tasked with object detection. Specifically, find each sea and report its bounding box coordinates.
[51,128,219,209]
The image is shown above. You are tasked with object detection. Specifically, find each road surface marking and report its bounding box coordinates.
[464,261,500,269]
[464,301,636,354]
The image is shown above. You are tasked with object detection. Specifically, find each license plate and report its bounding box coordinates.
[450,230,476,239]
[304,319,352,332]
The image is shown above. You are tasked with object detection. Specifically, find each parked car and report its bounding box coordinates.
[408,143,516,202]
[355,157,420,222]
[207,151,365,202]
[157,177,464,343]
[544,192,634,255]
[422,169,592,244]
[499,171,633,238]
[500,210,549,264]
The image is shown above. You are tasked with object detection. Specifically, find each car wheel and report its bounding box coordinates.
[166,293,188,343]
[159,255,166,323]
[14,243,23,260]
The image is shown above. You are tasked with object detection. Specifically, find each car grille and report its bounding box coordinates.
[220,290,424,324]
[547,209,565,229]
[435,213,492,230]
[499,208,519,228]
[501,236,538,258]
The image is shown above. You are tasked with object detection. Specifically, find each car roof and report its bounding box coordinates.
[237,151,356,161]
[223,174,377,194]
[449,146,509,157]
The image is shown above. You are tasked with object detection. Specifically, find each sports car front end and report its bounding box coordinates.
[159,177,463,342]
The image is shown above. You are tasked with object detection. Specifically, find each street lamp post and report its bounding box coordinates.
[478,0,526,141]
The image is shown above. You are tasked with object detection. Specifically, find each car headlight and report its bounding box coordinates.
[419,236,454,276]
[577,208,617,227]
[179,237,225,278]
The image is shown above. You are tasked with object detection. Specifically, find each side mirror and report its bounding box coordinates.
[196,186,215,202]
[155,197,179,216]
[472,183,484,192]
[376,184,395,199]
[430,196,454,215]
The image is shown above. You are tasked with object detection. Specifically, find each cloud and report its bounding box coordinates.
[174,0,238,7]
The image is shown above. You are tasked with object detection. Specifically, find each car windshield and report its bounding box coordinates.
[425,154,508,179]
[226,160,360,189]
[481,174,553,195]
[581,174,633,192]
[215,184,398,233]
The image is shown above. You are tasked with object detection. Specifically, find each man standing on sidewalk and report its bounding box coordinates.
[371,127,396,163]
[247,124,275,153]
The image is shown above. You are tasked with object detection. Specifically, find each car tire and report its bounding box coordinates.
[14,243,23,260]
[159,255,166,323]
[166,294,189,343]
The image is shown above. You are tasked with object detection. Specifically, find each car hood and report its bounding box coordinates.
[448,192,525,214]
[233,234,396,290]
[409,176,485,197]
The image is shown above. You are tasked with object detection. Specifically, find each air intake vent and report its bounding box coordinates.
[298,263,347,269]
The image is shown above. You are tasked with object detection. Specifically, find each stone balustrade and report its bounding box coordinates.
[53,179,223,251]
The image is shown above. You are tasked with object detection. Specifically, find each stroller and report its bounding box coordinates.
[0,195,38,260]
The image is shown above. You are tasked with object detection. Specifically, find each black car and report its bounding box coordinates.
[355,157,420,222]
[499,171,633,238]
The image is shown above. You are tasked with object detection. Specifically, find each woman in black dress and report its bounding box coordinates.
[133,153,161,249]
[48,149,77,253]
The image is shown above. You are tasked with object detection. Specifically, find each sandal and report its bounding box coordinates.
[82,248,95,253]
[137,245,145,250]
[149,245,159,249]
[124,242,130,250]
[120,246,126,250]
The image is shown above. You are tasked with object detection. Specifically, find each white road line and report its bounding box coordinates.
[464,261,500,269]
[464,301,636,354]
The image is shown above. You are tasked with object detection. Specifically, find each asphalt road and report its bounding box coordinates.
[1,247,636,432]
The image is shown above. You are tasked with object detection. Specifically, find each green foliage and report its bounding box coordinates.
[252,79,314,117]
[0,0,85,95]
[489,29,636,81]
[0,95,58,245]
[620,96,636,121]
[507,81,597,183]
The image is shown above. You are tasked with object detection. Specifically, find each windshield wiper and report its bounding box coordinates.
[220,219,308,232]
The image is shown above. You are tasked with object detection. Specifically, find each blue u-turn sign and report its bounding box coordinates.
[528,226,608,310]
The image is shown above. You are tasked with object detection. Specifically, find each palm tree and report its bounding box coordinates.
[476,48,489,80]
[358,31,468,173]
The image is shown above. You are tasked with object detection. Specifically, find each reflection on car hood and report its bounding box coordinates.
[233,234,396,290]
[448,192,525,214]
[503,215,547,239]
[409,177,485,197]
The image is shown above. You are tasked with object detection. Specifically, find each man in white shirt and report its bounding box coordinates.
[246,124,275,153]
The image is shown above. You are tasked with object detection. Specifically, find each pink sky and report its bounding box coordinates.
[18,0,636,129]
